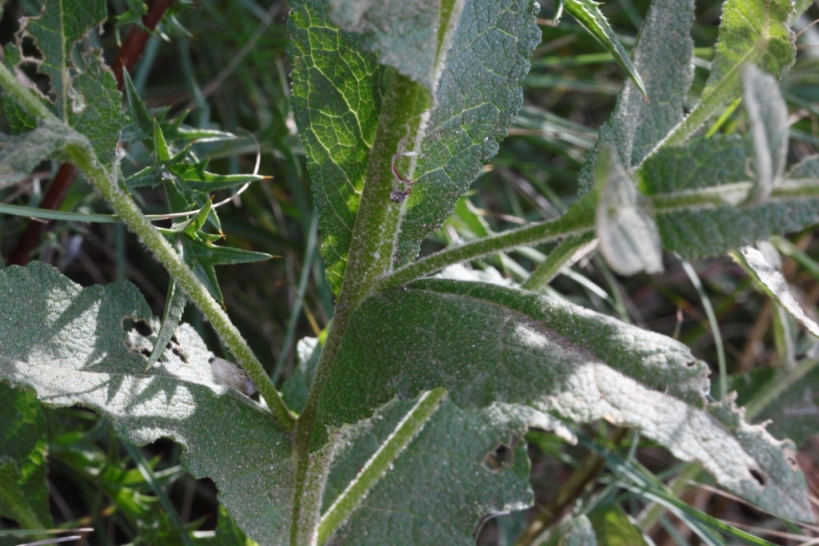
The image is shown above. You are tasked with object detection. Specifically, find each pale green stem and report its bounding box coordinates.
[317,388,447,543]
[0,63,295,433]
[290,71,424,546]
[380,217,596,290]
[521,231,596,291]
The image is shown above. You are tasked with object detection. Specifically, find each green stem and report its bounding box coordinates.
[521,231,597,291]
[0,63,295,433]
[380,215,596,290]
[290,71,424,546]
[317,388,447,543]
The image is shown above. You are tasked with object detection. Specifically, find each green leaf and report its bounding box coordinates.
[649,156,819,259]
[315,279,812,521]
[123,71,153,141]
[11,0,125,168]
[0,119,86,188]
[168,163,265,191]
[288,0,383,292]
[561,514,597,546]
[289,0,540,291]
[562,0,646,98]
[321,395,533,545]
[24,0,107,118]
[0,384,51,529]
[69,50,126,168]
[578,0,695,191]
[742,64,788,202]
[589,505,649,546]
[638,134,750,196]
[666,0,795,145]
[0,263,294,544]
[594,146,663,275]
[145,273,189,373]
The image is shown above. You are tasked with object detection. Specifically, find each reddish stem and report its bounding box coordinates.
[7,0,172,266]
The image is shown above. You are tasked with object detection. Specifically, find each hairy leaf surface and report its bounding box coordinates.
[649,155,819,259]
[290,0,540,291]
[0,263,294,544]
[578,0,694,190]
[324,396,534,545]
[315,279,812,520]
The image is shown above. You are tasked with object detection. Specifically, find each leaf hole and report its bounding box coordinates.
[122,317,154,337]
[483,441,516,473]
[171,343,189,363]
[749,467,767,486]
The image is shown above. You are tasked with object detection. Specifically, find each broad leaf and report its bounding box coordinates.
[0,263,294,544]
[322,396,534,545]
[290,0,540,292]
[666,0,795,144]
[0,383,51,528]
[578,0,695,190]
[647,154,819,259]
[315,279,812,521]
[288,0,383,292]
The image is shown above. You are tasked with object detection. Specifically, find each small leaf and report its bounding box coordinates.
[578,0,695,191]
[0,384,51,528]
[0,263,294,543]
[742,64,788,202]
[69,50,126,168]
[595,146,663,275]
[168,162,265,191]
[734,246,819,339]
[123,71,153,140]
[563,0,646,98]
[316,280,812,520]
[0,119,87,188]
[154,119,172,162]
[24,0,107,117]
[145,240,191,372]
[666,0,795,144]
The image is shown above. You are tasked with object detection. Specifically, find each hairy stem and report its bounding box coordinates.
[380,211,596,290]
[290,71,425,545]
[317,388,447,543]
[521,231,597,291]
